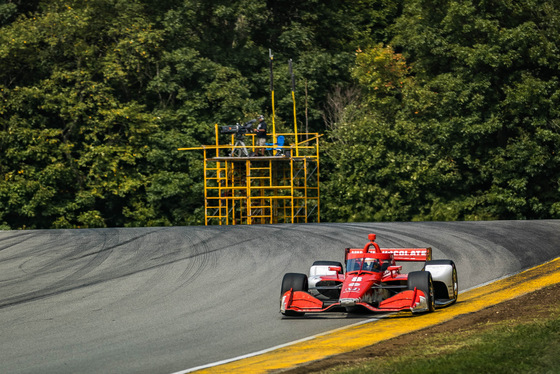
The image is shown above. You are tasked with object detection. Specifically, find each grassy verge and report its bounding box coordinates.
[320,303,560,374]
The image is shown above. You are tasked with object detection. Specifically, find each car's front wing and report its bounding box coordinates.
[281,288,429,314]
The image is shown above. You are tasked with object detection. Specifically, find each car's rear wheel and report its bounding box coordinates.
[281,273,308,316]
[408,271,435,313]
[450,264,458,303]
[424,259,458,305]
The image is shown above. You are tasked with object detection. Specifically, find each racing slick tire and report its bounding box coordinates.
[408,271,435,313]
[281,273,308,317]
[424,259,458,305]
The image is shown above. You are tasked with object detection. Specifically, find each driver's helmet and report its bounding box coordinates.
[364,259,381,272]
[257,115,264,121]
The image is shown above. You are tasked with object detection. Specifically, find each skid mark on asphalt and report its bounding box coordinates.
[186,257,560,374]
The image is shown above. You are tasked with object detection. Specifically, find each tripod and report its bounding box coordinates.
[230,136,250,157]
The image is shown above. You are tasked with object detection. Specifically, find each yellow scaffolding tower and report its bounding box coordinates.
[179,126,321,225]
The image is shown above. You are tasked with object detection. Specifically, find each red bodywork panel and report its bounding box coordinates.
[285,290,324,310]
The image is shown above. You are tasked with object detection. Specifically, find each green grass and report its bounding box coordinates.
[322,308,560,374]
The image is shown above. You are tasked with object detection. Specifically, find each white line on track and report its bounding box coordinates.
[171,285,491,374]
[171,316,386,374]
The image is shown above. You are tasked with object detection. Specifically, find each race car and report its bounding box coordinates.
[280,233,458,316]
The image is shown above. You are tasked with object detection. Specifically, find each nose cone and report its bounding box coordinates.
[340,274,379,300]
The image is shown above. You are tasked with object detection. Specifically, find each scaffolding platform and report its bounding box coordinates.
[179,129,321,225]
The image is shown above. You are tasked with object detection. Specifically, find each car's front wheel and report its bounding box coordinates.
[408,271,435,313]
[281,273,308,316]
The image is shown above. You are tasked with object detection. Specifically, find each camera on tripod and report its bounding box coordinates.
[220,119,256,139]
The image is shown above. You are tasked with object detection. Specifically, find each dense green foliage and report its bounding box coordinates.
[323,0,560,221]
[1,0,559,229]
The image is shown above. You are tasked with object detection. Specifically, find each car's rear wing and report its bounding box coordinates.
[344,234,432,263]
[380,248,432,262]
[345,247,432,262]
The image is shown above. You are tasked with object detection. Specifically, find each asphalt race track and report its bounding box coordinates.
[1,220,560,374]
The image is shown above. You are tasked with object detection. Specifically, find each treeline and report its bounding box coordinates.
[0,0,558,229]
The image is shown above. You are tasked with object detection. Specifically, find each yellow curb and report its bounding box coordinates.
[195,257,560,373]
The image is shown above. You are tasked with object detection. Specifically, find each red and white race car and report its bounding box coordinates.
[280,234,458,316]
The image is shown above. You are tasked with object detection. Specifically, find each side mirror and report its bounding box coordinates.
[328,266,342,273]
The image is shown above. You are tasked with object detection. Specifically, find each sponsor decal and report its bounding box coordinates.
[384,249,427,257]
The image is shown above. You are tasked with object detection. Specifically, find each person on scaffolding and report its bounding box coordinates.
[254,114,267,156]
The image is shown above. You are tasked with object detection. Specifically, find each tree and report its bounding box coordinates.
[0,0,193,228]
[322,0,560,222]
[322,0,560,223]
[391,0,560,220]
[322,45,451,222]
